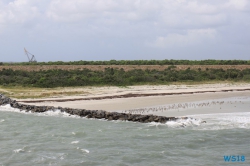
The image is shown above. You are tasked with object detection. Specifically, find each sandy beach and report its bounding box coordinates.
[15,83,250,117]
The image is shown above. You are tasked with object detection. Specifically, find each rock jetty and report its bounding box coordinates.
[0,94,183,123]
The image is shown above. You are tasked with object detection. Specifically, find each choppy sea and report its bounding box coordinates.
[0,96,250,166]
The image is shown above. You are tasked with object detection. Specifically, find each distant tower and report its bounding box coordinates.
[24,48,37,62]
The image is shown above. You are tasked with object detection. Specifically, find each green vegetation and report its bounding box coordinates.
[0,67,250,88]
[2,59,250,66]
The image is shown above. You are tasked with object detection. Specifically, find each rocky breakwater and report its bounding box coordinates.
[0,94,184,123]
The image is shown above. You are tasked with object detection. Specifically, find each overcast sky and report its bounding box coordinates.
[0,0,250,62]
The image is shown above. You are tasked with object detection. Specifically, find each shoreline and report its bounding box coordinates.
[0,94,186,124]
[14,83,250,117]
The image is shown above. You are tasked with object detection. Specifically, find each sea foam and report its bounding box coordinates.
[0,104,79,119]
[191,112,250,130]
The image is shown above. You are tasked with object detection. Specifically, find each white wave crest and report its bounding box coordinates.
[0,104,20,112]
[166,118,203,128]
[76,147,90,153]
[148,117,203,128]
[71,141,79,144]
[13,149,24,153]
[36,109,79,118]
[81,149,90,153]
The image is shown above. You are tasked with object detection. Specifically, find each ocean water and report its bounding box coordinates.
[0,97,250,166]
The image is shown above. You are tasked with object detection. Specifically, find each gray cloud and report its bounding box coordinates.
[0,0,249,61]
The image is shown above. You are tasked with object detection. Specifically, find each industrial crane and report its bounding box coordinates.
[24,48,37,63]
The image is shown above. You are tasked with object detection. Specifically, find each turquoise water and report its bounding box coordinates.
[0,98,250,166]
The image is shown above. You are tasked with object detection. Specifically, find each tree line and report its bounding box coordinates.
[1,59,250,66]
[0,67,250,88]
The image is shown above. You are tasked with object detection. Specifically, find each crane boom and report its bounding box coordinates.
[24,48,37,63]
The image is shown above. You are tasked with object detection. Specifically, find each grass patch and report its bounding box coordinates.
[1,80,249,99]
[0,86,90,99]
